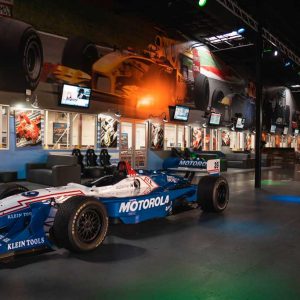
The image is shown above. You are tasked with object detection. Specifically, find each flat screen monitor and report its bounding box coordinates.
[270,125,276,133]
[294,129,299,135]
[173,105,190,121]
[283,127,288,135]
[209,113,221,125]
[60,84,91,108]
[236,118,245,129]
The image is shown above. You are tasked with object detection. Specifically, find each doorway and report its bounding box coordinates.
[120,120,148,168]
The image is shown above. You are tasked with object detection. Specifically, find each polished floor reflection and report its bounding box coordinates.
[1,165,300,300]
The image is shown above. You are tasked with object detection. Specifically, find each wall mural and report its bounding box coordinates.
[150,123,164,150]
[0,13,258,122]
[0,11,298,132]
[15,110,42,147]
[263,87,298,132]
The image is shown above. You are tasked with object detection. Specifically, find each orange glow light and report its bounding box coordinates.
[137,95,154,108]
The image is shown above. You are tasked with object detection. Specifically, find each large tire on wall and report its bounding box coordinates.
[0,17,43,92]
[197,175,229,212]
[52,196,108,252]
[0,183,29,200]
[193,73,210,110]
[61,36,99,74]
[211,89,225,110]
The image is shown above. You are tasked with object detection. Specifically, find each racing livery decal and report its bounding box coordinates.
[7,237,45,251]
[0,189,84,216]
[119,195,170,213]
[178,160,207,168]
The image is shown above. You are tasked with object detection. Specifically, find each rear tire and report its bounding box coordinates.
[0,183,29,200]
[211,89,225,110]
[193,73,210,110]
[0,17,43,91]
[52,196,108,252]
[197,176,229,212]
[62,36,98,74]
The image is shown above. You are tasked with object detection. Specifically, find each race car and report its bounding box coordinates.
[0,160,229,260]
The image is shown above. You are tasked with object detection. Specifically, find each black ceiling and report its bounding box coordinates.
[237,0,300,56]
[118,0,300,87]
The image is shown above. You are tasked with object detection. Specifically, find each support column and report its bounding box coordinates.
[255,0,263,188]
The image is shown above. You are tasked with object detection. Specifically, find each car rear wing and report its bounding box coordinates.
[167,159,221,182]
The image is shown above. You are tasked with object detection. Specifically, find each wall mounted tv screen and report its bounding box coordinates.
[270,125,276,133]
[60,84,91,108]
[209,113,221,125]
[173,105,190,121]
[294,129,299,135]
[236,118,245,129]
[283,127,289,135]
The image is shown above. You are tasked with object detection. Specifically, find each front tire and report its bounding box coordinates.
[197,176,229,212]
[52,196,108,252]
[0,183,29,200]
[61,36,98,74]
[0,17,43,91]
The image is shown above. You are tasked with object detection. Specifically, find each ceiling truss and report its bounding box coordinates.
[216,0,300,66]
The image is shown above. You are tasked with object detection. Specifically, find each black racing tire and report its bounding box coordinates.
[62,36,99,74]
[0,183,29,200]
[193,73,210,110]
[52,196,108,252]
[0,17,43,91]
[211,89,225,110]
[197,175,229,212]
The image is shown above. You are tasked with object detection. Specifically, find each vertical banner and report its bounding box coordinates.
[192,127,203,150]
[15,110,42,148]
[221,129,230,146]
[53,122,68,144]
[150,122,164,150]
[99,115,119,148]
[0,106,2,148]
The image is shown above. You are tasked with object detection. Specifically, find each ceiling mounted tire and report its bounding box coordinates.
[52,196,108,252]
[193,73,210,111]
[62,36,99,74]
[0,17,43,92]
[0,183,29,200]
[197,175,229,212]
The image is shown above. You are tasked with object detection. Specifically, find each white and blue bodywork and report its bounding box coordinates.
[0,160,223,258]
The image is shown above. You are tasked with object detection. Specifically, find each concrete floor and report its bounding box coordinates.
[1,166,300,300]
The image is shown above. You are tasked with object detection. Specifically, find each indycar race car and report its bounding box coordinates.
[0,160,229,260]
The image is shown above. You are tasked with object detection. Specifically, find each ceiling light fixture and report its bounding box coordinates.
[263,48,272,53]
[205,31,243,44]
[198,0,208,7]
[285,61,291,67]
[237,28,245,34]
